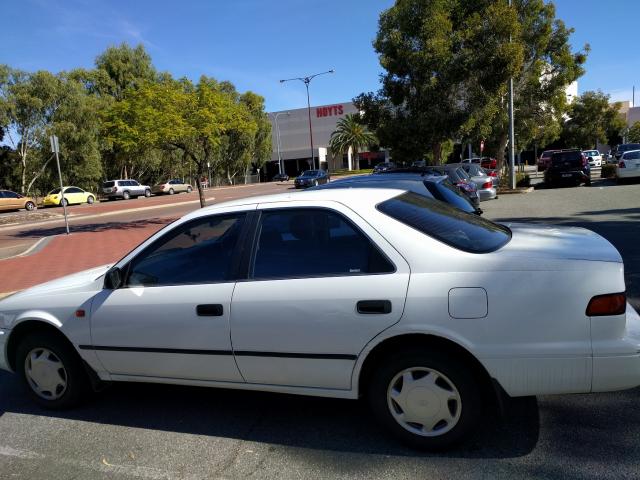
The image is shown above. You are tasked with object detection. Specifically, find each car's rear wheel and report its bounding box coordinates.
[24,201,36,211]
[169,188,175,195]
[87,195,95,204]
[61,198,68,207]
[368,349,481,450]
[16,332,89,409]
[122,191,131,200]
[144,189,151,197]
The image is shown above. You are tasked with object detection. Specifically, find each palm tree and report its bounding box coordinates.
[329,114,377,170]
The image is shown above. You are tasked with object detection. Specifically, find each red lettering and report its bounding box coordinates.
[316,108,323,117]
[338,105,343,115]
[323,107,329,117]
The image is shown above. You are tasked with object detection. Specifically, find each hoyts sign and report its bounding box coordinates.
[317,105,344,118]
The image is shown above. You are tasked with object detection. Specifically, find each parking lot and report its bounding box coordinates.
[0,178,639,479]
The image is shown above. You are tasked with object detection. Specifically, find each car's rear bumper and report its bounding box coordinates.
[545,170,589,184]
[42,199,60,206]
[592,304,640,392]
[478,187,497,201]
[616,168,640,179]
[0,328,10,372]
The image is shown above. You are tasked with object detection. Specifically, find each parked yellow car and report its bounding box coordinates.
[43,186,96,207]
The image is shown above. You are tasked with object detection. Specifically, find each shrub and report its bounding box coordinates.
[516,173,530,188]
[601,164,616,178]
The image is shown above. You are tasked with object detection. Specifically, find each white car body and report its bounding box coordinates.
[584,150,602,168]
[617,150,640,180]
[1,189,639,412]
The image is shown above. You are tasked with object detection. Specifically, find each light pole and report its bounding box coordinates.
[270,111,290,175]
[280,70,334,170]
[508,0,516,189]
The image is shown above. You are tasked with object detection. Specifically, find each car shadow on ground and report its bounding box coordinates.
[0,371,541,460]
[11,218,172,239]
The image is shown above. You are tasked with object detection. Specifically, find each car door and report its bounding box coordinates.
[88,210,251,382]
[63,187,81,204]
[230,201,410,390]
[0,191,10,211]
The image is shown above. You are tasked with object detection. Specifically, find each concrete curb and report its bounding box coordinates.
[497,187,534,194]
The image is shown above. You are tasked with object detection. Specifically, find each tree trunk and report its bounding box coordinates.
[21,155,27,195]
[431,142,442,165]
[195,164,206,208]
[495,132,509,177]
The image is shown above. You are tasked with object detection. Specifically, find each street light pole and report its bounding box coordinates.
[508,0,516,189]
[271,111,290,175]
[280,70,334,171]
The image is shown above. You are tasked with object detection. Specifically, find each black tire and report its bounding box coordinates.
[169,188,175,195]
[367,348,482,450]
[585,178,592,186]
[122,191,131,200]
[61,198,68,207]
[144,189,151,198]
[87,195,95,204]
[16,331,90,409]
[186,186,192,193]
[24,201,36,211]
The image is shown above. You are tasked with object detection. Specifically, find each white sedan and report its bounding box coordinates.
[584,150,602,167]
[1,188,639,450]
[616,149,640,181]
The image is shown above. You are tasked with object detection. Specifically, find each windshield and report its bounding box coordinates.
[619,144,640,153]
[102,181,115,188]
[48,188,61,194]
[301,170,318,177]
[377,192,511,253]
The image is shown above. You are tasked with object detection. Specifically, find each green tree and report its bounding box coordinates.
[329,114,377,170]
[562,91,626,149]
[356,0,523,164]
[627,121,640,144]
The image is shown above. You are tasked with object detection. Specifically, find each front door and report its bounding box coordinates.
[89,212,248,382]
[230,202,410,390]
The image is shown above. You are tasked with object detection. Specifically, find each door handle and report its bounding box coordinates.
[357,300,392,314]
[196,304,224,316]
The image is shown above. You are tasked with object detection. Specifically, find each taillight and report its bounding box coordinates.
[619,161,626,168]
[581,154,587,167]
[586,293,626,316]
[482,181,492,189]
[488,171,497,177]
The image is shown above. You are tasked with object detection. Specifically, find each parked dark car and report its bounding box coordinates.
[310,173,482,215]
[373,162,396,173]
[538,150,560,171]
[272,173,289,182]
[544,149,591,187]
[424,165,481,209]
[294,170,330,189]
[611,143,640,161]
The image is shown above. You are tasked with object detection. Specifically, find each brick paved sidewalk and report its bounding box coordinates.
[0,217,173,294]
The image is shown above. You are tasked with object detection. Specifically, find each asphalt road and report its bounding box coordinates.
[1,177,640,479]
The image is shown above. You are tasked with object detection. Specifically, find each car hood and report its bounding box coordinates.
[2,264,111,302]
[498,223,622,263]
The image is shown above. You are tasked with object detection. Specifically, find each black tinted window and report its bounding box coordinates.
[377,192,511,253]
[103,181,115,188]
[126,214,245,287]
[424,181,476,214]
[252,209,394,279]
[552,151,581,163]
[65,187,82,193]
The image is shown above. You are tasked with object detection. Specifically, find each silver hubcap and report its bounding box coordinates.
[24,348,68,400]
[387,367,462,437]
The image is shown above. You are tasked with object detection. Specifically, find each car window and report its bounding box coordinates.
[0,191,6,198]
[423,181,476,214]
[49,188,61,194]
[65,187,82,193]
[131,180,139,186]
[377,192,511,253]
[1,191,18,199]
[624,151,640,160]
[251,208,394,279]
[103,181,115,188]
[126,213,246,287]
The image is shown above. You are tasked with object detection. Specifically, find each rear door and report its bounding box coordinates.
[230,201,410,390]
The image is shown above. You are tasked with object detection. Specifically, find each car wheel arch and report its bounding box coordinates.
[6,320,73,372]
[355,333,496,402]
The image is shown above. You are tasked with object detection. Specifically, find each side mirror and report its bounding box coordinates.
[105,267,123,290]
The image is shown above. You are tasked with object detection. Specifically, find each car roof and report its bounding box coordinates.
[622,149,640,155]
[333,173,444,183]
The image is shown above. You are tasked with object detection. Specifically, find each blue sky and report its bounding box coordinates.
[1,0,638,112]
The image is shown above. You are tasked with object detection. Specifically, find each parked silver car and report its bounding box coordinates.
[454,163,497,201]
[102,180,151,200]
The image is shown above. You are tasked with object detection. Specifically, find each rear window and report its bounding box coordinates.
[551,151,582,164]
[377,192,511,253]
[619,144,640,153]
[103,181,115,188]
[424,181,476,214]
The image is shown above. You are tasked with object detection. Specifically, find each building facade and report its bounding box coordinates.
[267,101,387,179]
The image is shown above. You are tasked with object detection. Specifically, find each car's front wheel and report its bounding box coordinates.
[61,198,68,207]
[87,195,95,204]
[24,201,36,211]
[186,186,192,193]
[368,349,481,450]
[16,332,89,409]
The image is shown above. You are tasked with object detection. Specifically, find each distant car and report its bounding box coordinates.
[544,149,591,188]
[0,190,37,212]
[480,157,497,169]
[411,160,426,168]
[294,170,330,189]
[429,165,481,209]
[611,143,640,162]
[102,179,151,200]
[616,149,640,183]
[460,158,481,165]
[373,162,396,173]
[455,163,498,201]
[313,173,482,215]
[583,150,602,168]
[538,150,560,171]
[272,173,289,182]
[152,179,193,195]
[43,186,95,207]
